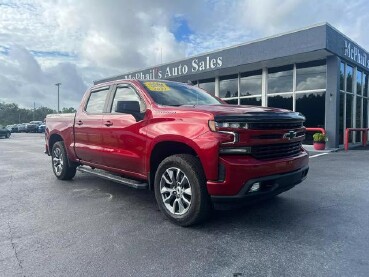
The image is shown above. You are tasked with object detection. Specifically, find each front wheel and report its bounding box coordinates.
[51,141,76,180]
[154,154,211,226]
[5,132,10,138]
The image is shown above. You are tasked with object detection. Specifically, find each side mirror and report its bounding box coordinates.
[115,101,144,121]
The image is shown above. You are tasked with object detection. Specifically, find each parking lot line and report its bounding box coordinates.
[309,153,329,159]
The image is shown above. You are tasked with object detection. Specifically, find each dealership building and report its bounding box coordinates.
[96,23,369,148]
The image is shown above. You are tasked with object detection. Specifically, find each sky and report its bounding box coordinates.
[1,0,369,110]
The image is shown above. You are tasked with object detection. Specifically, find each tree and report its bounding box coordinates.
[61,107,77,113]
[0,102,56,125]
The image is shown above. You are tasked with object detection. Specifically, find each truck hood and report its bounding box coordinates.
[174,104,286,115]
[166,104,305,122]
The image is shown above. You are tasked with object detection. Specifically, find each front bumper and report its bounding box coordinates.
[206,150,309,197]
[211,165,309,204]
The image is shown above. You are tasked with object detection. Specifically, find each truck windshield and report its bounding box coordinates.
[141,81,222,106]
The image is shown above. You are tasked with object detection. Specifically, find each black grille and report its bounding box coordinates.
[252,134,283,139]
[248,122,303,130]
[252,142,302,160]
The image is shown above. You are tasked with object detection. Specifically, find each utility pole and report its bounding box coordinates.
[55,83,61,113]
[33,102,35,121]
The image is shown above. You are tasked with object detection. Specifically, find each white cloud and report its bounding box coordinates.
[0,45,86,110]
[0,0,369,109]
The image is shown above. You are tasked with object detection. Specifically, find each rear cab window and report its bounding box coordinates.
[85,87,110,113]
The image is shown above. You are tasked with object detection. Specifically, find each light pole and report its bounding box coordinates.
[55,83,61,113]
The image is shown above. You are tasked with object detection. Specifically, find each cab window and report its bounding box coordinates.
[85,88,110,113]
[111,86,145,113]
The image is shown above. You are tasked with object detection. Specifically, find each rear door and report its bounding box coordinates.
[101,84,147,176]
[74,86,111,164]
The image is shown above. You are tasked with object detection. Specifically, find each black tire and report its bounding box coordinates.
[5,132,10,138]
[154,154,211,226]
[51,141,76,180]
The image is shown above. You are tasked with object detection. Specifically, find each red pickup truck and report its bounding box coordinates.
[45,79,309,226]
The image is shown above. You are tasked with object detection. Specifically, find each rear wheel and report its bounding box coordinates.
[51,141,76,180]
[5,132,10,138]
[154,154,211,226]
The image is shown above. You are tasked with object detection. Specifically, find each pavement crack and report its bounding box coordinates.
[7,221,25,276]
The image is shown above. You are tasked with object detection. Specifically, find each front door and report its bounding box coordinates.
[101,84,147,177]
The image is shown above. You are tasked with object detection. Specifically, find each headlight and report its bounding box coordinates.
[208,120,249,131]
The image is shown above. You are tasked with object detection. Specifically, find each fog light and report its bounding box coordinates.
[249,182,261,192]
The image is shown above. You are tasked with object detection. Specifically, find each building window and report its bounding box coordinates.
[295,92,325,127]
[346,65,353,93]
[295,91,326,144]
[340,62,345,91]
[240,97,261,106]
[268,65,293,94]
[357,70,363,95]
[240,70,262,97]
[198,78,215,96]
[267,94,293,110]
[356,96,362,142]
[338,62,368,144]
[339,93,345,144]
[364,98,368,128]
[219,74,238,99]
[364,72,368,97]
[346,93,353,143]
[224,99,238,105]
[296,60,326,91]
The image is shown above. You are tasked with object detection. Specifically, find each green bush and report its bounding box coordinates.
[313,133,327,142]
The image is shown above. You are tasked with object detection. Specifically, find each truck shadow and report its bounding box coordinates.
[207,197,307,229]
[70,173,315,232]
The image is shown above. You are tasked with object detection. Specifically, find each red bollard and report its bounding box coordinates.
[344,129,349,151]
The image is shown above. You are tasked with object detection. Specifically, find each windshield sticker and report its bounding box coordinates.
[144,82,170,92]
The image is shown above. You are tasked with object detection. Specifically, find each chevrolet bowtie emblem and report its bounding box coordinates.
[283,130,297,140]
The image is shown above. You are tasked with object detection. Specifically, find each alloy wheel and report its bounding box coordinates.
[52,147,64,176]
[160,167,192,215]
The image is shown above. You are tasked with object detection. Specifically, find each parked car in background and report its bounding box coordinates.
[30,121,43,126]
[17,124,26,133]
[10,125,19,133]
[0,126,11,138]
[38,124,46,133]
[6,124,19,133]
[25,123,38,133]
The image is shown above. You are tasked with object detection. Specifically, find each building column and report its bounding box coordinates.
[237,73,241,105]
[215,76,220,97]
[261,68,268,107]
[352,67,357,142]
[292,64,297,111]
[326,56,341,148]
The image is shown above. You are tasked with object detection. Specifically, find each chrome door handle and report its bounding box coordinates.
[104,121,113,127]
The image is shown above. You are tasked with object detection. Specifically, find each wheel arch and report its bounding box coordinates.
[148,140,203,190]
[48,133,64,153]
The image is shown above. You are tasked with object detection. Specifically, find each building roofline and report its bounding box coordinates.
[94,22,330,84]
[178,22,329,59]
[325,22,369,53]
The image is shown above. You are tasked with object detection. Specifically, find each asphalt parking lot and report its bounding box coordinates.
[1,134,369,277]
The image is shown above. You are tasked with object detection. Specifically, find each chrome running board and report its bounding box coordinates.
[77,166,148,189]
